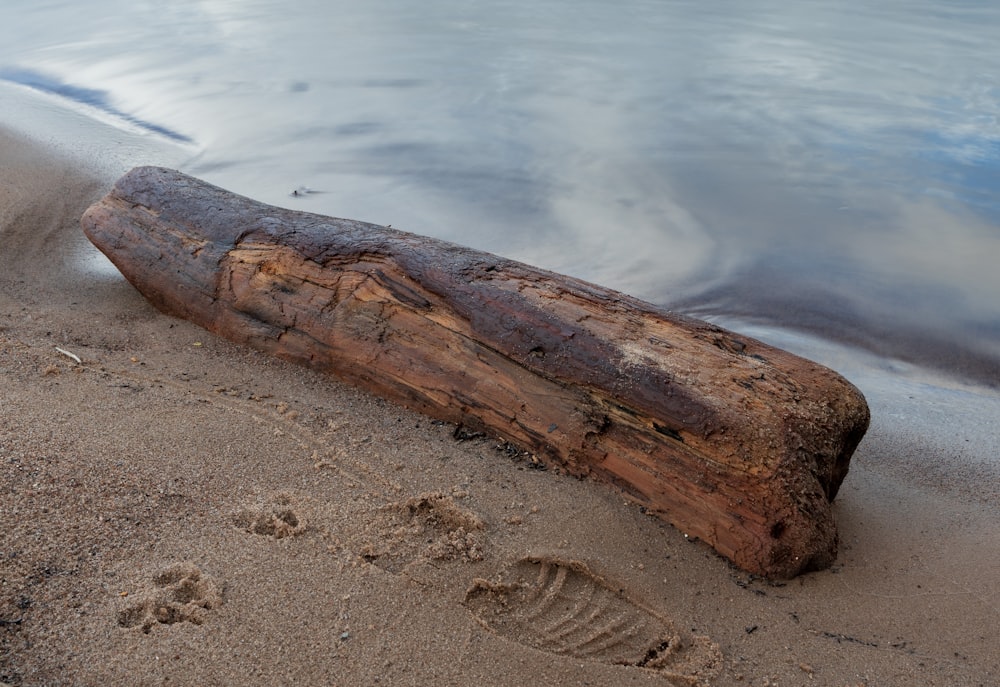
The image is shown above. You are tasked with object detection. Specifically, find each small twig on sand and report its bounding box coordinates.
[54,346,82,364]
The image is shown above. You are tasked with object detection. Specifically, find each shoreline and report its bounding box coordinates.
[6,75,999,393]
[2,125,998,685]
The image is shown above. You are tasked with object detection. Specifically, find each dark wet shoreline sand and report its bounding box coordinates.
[2,127,997,686]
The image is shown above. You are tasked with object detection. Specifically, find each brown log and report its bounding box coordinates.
[81,166,869,578]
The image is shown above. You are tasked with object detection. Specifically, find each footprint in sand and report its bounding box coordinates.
[233,492,308,539]
[464,557,720,684]
[117,562,223,634]
[359,491,486,573]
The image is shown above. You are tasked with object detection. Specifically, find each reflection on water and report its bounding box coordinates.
[0,67,194,143]
[1,0,998,385]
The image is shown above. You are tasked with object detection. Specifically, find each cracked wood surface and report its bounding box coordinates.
[82,166,870,578]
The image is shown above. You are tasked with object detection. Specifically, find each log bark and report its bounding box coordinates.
[82,166,869,578]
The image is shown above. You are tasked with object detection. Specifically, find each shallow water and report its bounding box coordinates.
[1,0,998,387]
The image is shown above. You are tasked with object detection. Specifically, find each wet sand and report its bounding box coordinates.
[2,126,998,686]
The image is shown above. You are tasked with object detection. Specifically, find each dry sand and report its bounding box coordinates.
[2,126,998,686]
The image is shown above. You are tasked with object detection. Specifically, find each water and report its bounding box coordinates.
[2,0,999,388]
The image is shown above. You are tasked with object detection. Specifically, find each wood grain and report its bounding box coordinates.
[82,166,869,577]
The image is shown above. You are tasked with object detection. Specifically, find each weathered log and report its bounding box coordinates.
[82,166,869,578]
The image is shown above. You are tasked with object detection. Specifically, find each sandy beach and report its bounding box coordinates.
[2,126,998,686]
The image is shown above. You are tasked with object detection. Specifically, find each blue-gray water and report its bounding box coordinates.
[2,0,999,387]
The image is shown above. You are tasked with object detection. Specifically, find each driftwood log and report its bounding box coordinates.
[82,167,869,578]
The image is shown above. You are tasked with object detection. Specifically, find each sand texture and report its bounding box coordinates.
[2,129,998,686]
